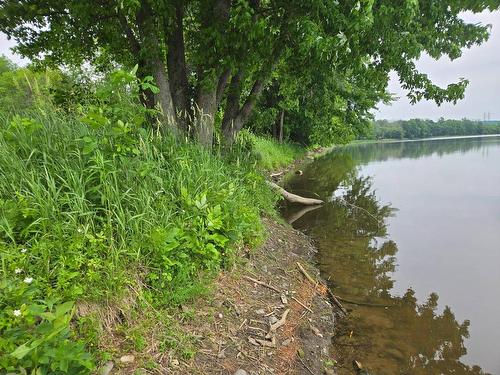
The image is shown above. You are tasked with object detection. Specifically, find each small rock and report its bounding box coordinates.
[311,325,324,338]
[255,308,265,315]
[119,355,135,363]
[171,358,180,367]
[282,338,293,346]
[98,361,114,375]
[234,370,248,375]
[280,294,288,304]
[269,316,279,325]
[217,313,223,319]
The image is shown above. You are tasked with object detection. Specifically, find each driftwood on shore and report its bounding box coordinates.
[266,181,324,205]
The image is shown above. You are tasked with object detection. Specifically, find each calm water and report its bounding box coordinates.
[283,136,500,375]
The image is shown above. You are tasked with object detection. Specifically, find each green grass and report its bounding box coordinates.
[0,109,278,372]
[238,130,304,170]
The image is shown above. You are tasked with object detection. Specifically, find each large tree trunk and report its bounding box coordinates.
[194,87,217,147]
[221,71,244,142]
[186,0,232,147]
[192,68,232,147]
[222,76,266,144]
[117,10,156,111]
[150,56,180,136]
[136,0,180,137]
[167,4,190,132]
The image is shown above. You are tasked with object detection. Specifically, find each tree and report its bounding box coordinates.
[1,0,499,147]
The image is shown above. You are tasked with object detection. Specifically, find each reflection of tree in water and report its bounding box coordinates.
[284,152,487,375]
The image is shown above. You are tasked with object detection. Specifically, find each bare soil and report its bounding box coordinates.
[170,217,343,375]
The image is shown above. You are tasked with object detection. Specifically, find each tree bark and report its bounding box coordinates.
[117,10,156,111]
[222,76,266,143]
[221,71,244,141]
[216,68,231,107]
[150,56,179,136]
[167,3,190,132]
[136,0,180,137]
[194,85,217,147]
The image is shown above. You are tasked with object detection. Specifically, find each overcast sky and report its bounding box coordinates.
[1,10,499,120]
[375,10,500,121]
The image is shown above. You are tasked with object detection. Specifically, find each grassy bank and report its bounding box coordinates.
[0,107,305,372]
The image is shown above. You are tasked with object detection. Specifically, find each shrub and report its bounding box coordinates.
[0,67,278,372]
[0,272,94,373]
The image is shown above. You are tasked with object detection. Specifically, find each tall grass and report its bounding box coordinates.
[237,130,304,170]
[0,110,276,304]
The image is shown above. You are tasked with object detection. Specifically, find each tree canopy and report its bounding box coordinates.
[1,0,499,146]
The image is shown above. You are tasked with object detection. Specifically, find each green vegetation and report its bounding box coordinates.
[2,1,498,147]
[1,0,499,371]
[364,119,500,140]
[240,130,304,170]
[0,62,279,373]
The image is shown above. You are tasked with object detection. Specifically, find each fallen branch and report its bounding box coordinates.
[266,181,324,205]
[291,296,313,313]
[297,355,316,375]
[296,262,347,315]
[243,275,282,293]
[267,308,290,338]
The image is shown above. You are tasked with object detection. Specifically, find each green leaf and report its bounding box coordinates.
[11,343,32,359]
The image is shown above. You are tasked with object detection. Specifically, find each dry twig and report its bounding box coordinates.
[243,275,282,293]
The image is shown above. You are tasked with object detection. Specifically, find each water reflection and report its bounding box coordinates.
[282,140,496,375]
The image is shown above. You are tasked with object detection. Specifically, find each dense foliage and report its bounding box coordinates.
[0,61,285,372]
[1,1,499,146]
[1,0,500,371]
[365,119,500,140]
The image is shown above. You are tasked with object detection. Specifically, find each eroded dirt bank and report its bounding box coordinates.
[172,217,344,375]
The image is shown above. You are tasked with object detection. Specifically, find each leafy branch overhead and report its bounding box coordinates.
[0,0,498,146]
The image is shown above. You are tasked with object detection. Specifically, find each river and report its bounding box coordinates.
[283,135,500,375]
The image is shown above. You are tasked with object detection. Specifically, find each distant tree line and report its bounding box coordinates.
[364,119,500,140]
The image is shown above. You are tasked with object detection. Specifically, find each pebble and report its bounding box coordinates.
[234,370,248,375]
[217,313,223,319]
[97,361,114,375]
[119,355,135,363]
[255,308,265,315]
